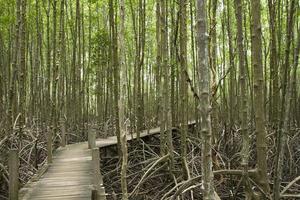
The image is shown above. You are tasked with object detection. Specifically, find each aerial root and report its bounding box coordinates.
[129,153,170,197]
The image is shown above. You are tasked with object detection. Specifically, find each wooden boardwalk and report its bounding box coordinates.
[18,127,162,200]
[18,121,195,200]
[19,142,98,200]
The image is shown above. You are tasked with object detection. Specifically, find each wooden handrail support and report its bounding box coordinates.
[88,130,96,149]
[91,148,106,200]
[47,129,53,164]
[60,119,67,147]
[9,149,19,200]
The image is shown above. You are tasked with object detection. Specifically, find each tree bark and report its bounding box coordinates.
[179,0,189,180]
[119,0,128,198]
[196,0,215,199]
[273,0,296,199]
[250,0,270,195]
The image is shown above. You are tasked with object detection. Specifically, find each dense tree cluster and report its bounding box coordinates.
[0,0,299,199]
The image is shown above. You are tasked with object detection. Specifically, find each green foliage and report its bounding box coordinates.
[91,29,109,68]
[0,0,14,32]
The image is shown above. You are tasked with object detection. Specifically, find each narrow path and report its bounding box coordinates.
[19,142,95,200]
[18,127,162,200]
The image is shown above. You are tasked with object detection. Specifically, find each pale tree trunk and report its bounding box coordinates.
[179,0,189,180]
[209,0,218,145]
[189,0,198,126]
[109,0,121,156]
[59,0,66,118]
[0,33,3,119]
[52,0,58,128]
[234,0,253,198]
[169,0,177,128]
[8,0,21,128]
[226,0,236,129]
[119,0,128,199]
[291,28,300,126]
[273,0,296,199]
[161,0,174,167]
[155,0,165,156]
[81,5,85,128]
[268,0,278,125]
[136,0,146,139]
[250,0,270,196]
[196,0,215,199]
[19,0,27,127]
[76,0,81,126]
[46,0,51,124]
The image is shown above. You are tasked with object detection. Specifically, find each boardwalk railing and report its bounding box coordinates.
[92,148,106,200]
[9,149,19,200]
[88,128,96,149]
[60,119,67,147]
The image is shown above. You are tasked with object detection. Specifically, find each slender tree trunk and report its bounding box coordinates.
[109,0,121,155]
[161,0,174,167]
[291,28,300,126]
[209,0,218,144]
[226,0,236,129]
[19,0,27,126]
[52,0,58,129]
[0,33,3,120]
[8,0,21,128]
[155,0,165,156]
[136,0,146,139]
[250,0,270,195]
[179,0,189,180]
[46,0,51,124]
[234,0,253,198]
[196,0,215,199]
[59,0,66,119]
[273,0,296,199]
[119,0,128,199]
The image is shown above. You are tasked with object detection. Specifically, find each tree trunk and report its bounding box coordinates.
[179,0,189,180]
[196,0,215,199]
[250,0,270,195]
[234,0,253,198]
[119,0,128,198]
[19,0,27,126]
[273,0,296,199]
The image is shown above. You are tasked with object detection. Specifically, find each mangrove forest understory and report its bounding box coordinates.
[0,0,300,199]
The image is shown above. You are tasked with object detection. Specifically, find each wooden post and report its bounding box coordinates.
[88,130,96,149]
[92,148,102,185]
[60,119,66,147]
[91,148,106,200]
[47,129,53,163]
[91,190,98,200]
[34,139,38,169]
[9,149,19,200]
[91,189,106,200]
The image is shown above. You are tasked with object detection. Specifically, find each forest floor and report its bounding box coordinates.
[0,123,300,199]
[101,126,300,200]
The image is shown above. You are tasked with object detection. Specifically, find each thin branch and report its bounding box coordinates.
[280,176,300,195]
